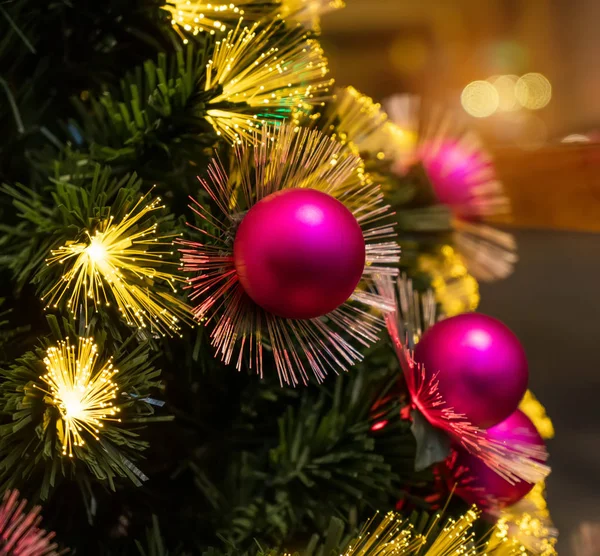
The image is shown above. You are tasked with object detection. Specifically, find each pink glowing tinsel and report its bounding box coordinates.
[383,95,518,281]
[178,124,399,385]
[0,490,61,555]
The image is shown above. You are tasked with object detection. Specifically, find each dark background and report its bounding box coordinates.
[480,229,600,554]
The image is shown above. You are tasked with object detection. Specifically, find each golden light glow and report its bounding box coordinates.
[490,482,558,555]
[43,190,190,336]
[323,87,389,149]
[204,20,332,143]
[425,508,480,555]
[341,512,423,555]
[515,73,552,110]
[519,391,555,440]
[279,0,346,29]
[418,246,480,317]
[166,1,252,37]
[165,0,345,38]
[341,508,481,556]
[37,338,120,457]
[461,80,499,118]
[492,74,520,112]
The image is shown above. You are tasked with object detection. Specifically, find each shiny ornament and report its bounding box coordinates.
[179,124,399,385]
[413,312,528,429]
[234,188,365,320]
[446,409,546,512]
[422,139,495,217]
[382,94,517,281]
[380,276,549,485]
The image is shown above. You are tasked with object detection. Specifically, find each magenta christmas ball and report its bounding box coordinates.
[233,188,366,320]
[413,313,528,429]
[445,409,545,511]
[422,140,493,214]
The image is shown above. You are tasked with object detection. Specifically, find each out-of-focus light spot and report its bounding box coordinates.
[515,73,552,110]
[461,81,499,118]
[562,134,591,144]
[371,420,389,432]
[491,75,520,112]
[389,35,430,75]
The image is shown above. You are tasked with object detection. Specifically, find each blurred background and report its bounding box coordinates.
[320,1,600,554]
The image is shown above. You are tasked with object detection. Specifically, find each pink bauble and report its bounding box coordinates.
[233,188,366,320]
[422,140,492,214]
[445,409,545,511]
[413,313,528,429]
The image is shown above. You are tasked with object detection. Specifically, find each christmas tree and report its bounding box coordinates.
[0,1,556,554]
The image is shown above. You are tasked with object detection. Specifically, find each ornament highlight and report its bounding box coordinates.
[36,337,121,457]
[446,409,546,512]
[42,189,190,336]
[179,124,400,385]
[413,312,528,429]
[233,188,365,319]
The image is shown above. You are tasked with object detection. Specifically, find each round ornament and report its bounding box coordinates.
[422,140,493,216]
[233,188,366,320]
[413,313,528,429]
[445,409,545,511]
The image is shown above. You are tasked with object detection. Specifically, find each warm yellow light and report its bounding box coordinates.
[85,238,107,263]
[37,337,121,457]
[492,75,520,112]
[203,21,332,143]
[515,73,552,110]
[461,80,499,118]
[43,192,190,336]
[562,134,590,144]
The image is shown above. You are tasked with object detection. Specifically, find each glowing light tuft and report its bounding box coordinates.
[165,0,345,37]
[43,190,190,336]
[37,337,121,457]
[204,20,332,143]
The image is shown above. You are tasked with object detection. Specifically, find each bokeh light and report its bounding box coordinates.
[562,134,591,144]
[491,75,520,112]
[461,80,499,118]
[515,73,552,110]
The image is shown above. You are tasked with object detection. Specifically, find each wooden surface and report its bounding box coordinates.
[494,144,600,232]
